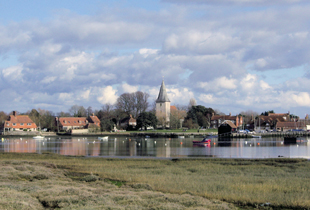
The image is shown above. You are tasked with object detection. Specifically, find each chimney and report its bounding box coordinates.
[13,111,17,116]
[229,112,231,116]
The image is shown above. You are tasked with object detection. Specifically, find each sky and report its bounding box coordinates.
[1,0,310,117]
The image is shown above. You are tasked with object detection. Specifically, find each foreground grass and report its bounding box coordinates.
[1,153,309,209]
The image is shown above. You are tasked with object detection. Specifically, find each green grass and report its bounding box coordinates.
[129,128,218,133]
[1,153,309,209]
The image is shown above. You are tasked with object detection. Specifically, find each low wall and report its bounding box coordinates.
[2,131,40,136]
[71,129,89,134]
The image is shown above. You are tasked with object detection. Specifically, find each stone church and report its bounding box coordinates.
[155,80,171,128]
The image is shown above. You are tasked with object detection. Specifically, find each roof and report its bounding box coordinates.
[58,117,88,127]
[156,80,170,103]
[211,115,239,121]
[89,115,100,124]
[4,115,37,129]
[276,121,306,128]
[268,113,289,117]
[120,115,136,124]
[259,115,288,123]
[170,105,177,111]
[86,123,100,128]
[220,120,237,128]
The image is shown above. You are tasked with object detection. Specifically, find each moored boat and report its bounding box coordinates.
[98,136,108,140]
[33,135,44,140]
[192,138,211,145]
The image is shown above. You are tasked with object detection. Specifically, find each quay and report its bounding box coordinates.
[220,131,310,138]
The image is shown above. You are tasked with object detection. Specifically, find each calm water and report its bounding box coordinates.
[1,136,310,159]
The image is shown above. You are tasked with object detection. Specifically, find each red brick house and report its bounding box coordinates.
[211,113,243,128]
[256,112,291,130]
[4,111,37,131]
[276,121,307,132]
[57,114,100,131]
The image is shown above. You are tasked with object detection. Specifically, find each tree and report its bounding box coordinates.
[170,107,187,129]
[188,98,197,110]
[57,111,71,117]
[28,109,40,126]
[115,91,149,119]
[69,105,87,117]
[86,106,93,117]
[184,105,215,128]
[261,110,274,116]
[100,118,114,131]
[0,111,8,129]
[28,108,56,131]
[136,112,157,131]
[239,110,259,129]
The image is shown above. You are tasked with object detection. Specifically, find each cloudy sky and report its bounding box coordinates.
[1,0,310,117]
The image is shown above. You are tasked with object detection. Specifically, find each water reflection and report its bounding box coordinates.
[1,136,310,159]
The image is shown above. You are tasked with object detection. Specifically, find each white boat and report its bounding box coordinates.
[98,136,108,140]
[251,135,261,138]
[33,135,45,140]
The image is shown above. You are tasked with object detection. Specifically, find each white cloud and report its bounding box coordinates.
[1,65,23,81]
[97,86,118,105]
[121,83,138,93]
[1,1,310,117]
[58,93,74,105]
[167,87,195,105]
[197,76,237,91]
[41,76,57,84]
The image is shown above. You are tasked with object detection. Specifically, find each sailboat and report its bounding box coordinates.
[33,117,44,139]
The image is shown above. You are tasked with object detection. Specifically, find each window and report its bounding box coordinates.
[68,121,70,123]
[13,123,16,126]
[74,121,76,123]
[6,123,9,126]
[20,123,24,126]
[27,123,31,125]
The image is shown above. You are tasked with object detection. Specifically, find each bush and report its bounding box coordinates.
[80,175,98,182]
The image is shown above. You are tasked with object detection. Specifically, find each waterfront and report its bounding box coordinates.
[1,136,310,159]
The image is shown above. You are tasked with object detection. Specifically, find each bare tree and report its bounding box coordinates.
[115,91,149,118]
[188,98,197,110]
[134,91,149,118]
[86,106,93,117]
[0,111,8,129]
[170,107,187,129]
[69,105,87,117]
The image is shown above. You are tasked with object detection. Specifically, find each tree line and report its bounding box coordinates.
[1,90,286,132]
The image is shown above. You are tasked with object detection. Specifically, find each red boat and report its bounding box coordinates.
[192,138,211,145]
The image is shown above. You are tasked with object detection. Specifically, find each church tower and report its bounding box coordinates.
[156,80,171,128]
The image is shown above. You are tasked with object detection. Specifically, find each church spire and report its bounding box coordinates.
[156,80,170,103]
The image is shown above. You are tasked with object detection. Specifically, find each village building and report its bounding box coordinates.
[155,80,171,128]
[120,115,137,129]
[275,121,307,132]
[211,113,243,129]
[256,112,291,131]
[57,114,100,132]
[4,111,37,131]
[218,120,237,136]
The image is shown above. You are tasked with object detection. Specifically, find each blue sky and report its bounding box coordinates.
[1,0,310,117]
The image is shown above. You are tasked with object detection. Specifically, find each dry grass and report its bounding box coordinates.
[1,153,310,209]
[0,153,238,210]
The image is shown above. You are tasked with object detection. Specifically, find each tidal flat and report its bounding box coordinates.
[0,153,309,209]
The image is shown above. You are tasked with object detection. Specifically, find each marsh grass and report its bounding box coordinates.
[1,153,310,209]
